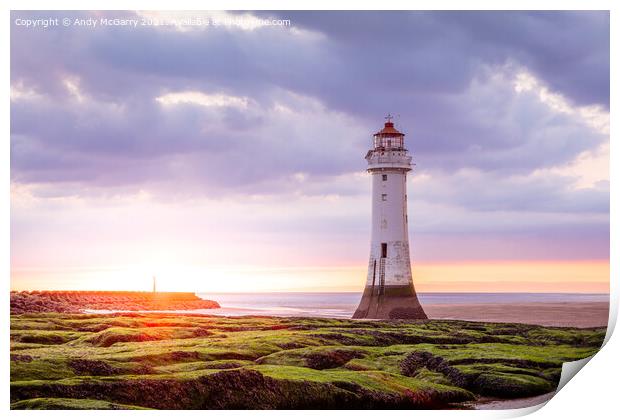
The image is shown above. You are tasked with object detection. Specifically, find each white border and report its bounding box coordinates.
[3,1,616,419]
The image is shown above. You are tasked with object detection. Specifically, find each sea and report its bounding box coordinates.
[194,292,609,318]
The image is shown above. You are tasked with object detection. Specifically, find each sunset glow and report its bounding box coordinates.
[10,261,609,294]
[10,11,609,295]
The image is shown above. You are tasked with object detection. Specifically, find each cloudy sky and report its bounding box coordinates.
[10,10,609,293]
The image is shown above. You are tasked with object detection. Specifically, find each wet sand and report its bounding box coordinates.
[425,302,609,328]
[470,391,556,410]
[115,301,611,328]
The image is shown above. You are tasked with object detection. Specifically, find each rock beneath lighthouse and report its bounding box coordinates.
[353,286,428,320]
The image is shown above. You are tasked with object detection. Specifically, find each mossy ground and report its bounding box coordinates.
[10,313,605,409]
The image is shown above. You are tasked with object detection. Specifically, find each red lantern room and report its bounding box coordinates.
[373,114,405,150]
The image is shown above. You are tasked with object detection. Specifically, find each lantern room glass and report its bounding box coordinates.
[374,135,404,149]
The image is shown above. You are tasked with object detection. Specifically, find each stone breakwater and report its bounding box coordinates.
[10,291,220,314]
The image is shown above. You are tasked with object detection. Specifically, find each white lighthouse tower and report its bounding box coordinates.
[353,116,427,319]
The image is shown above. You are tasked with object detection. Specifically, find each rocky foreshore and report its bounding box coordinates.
[10,313,605,410]
[10,291,220,314]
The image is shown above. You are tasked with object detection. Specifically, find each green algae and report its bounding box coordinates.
[10,397,150,410]
[10,313,605,409]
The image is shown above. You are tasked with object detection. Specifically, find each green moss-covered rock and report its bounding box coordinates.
[10,313,604,409]
[10,397,149,410]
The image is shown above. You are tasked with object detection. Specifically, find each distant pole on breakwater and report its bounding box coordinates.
[152,276,156,293]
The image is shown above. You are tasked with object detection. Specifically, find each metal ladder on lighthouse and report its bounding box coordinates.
[378,258,386,296]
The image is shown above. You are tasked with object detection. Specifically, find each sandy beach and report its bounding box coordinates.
[470,391,556,410]
[186,294,610,329]
[424,302,609,328]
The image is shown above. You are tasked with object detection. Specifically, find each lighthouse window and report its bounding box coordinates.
[381,243,387,258]
[382,174,388,181]
[381,193,387,201]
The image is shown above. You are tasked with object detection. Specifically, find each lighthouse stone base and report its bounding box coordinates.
[352,284,427,319]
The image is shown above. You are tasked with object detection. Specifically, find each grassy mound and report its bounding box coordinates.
[10,313,605,409]
[10,397,149,410]
[10,368,472,409]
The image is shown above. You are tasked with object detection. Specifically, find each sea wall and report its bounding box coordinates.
[10,291,220,314]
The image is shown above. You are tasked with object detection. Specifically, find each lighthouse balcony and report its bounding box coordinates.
[366,151,412,171]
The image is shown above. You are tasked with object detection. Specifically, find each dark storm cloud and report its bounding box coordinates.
[10,10,609,208]
[259,10,610,108]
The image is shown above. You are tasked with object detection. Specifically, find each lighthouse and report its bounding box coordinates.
[353,116,427,320]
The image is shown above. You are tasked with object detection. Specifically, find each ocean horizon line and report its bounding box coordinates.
[197,291,610,295]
